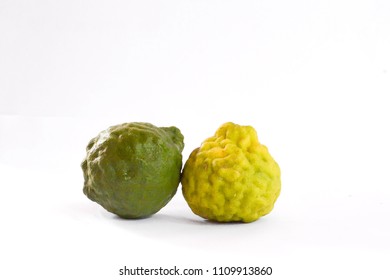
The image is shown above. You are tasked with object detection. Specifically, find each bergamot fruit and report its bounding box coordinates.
[181,122,281,223]
[82,122,184,219]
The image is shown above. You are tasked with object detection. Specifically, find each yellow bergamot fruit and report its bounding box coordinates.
[181,122,281,223]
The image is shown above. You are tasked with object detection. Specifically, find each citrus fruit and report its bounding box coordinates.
[82,122,184,219]
[181,122,281,223]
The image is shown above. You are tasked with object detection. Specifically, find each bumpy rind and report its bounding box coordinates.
[82,122,184,218]
[181,122,281,223]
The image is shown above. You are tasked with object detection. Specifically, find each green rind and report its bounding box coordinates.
[82,122,184,218]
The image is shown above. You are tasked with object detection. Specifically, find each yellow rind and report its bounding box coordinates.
[181,122,281,223]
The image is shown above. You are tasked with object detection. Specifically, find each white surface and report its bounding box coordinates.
[1,1,390,279]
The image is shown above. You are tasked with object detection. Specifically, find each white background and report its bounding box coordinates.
[1,0,390,279]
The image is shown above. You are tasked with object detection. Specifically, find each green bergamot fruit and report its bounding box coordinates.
[82,122,184,219]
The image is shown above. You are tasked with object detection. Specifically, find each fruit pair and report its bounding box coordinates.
[82,122,281,223]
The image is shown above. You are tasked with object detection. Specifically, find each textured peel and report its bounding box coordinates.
[82,122,184,218]
[181,122,281,223]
